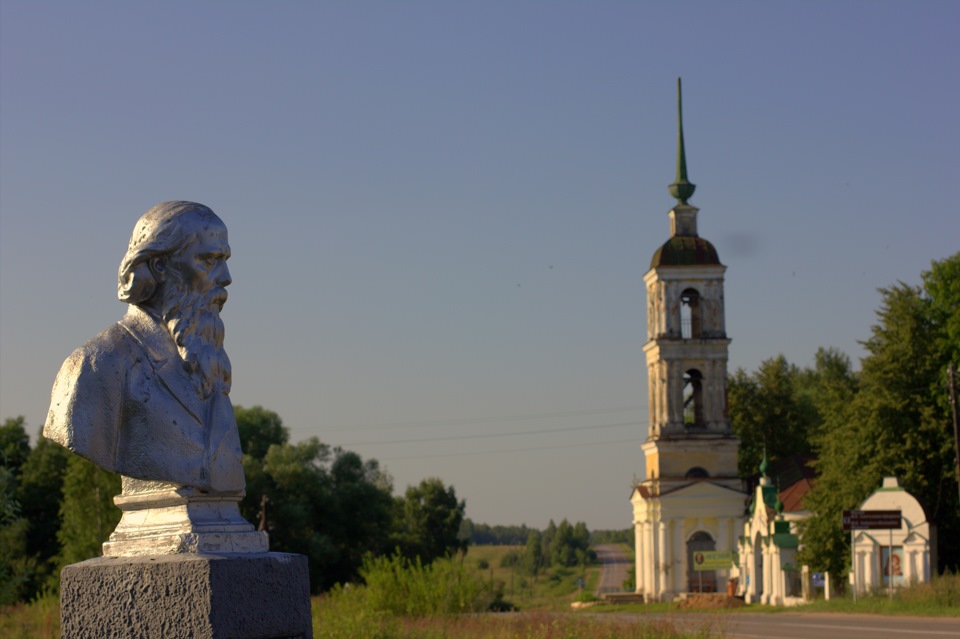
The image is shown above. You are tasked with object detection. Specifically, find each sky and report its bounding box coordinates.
[1,1,958,531]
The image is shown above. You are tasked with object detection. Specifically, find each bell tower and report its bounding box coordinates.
[631,79,745,602]
[641,78,739,494]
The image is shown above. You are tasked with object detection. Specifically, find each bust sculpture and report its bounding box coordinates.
[45,202,267,555]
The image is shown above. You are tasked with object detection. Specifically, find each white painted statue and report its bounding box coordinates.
[44,202,267,555]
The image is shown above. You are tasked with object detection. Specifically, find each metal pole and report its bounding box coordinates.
[889,529,894,601]
[851,530,857,603]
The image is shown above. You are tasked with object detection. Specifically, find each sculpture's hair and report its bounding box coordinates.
[118,201,218,304]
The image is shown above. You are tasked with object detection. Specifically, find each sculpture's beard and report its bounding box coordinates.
[161,273,232,400]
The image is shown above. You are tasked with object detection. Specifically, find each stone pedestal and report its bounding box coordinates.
[60,553,312,639]
[103,480,269,556]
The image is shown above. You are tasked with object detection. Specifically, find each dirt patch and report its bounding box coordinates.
[675,594,746,610]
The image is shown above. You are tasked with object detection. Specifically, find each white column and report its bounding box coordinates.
[634,521,644,593]
[645,520,657,600]
[717,517,729,588]
[762,545,773,604]
[658,520,669,600]
[673,519,686,594]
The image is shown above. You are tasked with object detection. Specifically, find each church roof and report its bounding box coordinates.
[650,236,721,268]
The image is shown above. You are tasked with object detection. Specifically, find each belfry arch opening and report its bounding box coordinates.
[680,288,702,338]
[683,369,704,427]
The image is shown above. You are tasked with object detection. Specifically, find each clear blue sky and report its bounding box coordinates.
[1,1,957,530]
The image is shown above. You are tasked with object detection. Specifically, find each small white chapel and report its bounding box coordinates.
[630,79,747,602]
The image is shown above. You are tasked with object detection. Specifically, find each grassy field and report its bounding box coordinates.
[3,551,958,638]
[465,545,602,610]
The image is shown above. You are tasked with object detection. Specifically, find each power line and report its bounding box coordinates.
[322,405,646,432]
[377,436,649,461]
[337,420,643,447]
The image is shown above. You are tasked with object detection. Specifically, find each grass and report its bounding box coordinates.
[794,572,960,617]
[467,545,601,611]
[4,556,957,638]
[0,594,59,639]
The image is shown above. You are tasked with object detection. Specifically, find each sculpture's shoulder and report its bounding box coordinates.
[53,322,140,389]
[44,321,143,455]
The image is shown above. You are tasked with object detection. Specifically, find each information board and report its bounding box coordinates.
[692,551,734,571]
[842,510,901,530]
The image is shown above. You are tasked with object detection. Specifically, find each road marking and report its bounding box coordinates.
[731,619,960,637]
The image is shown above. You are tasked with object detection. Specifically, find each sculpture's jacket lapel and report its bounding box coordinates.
[119,306,205,427]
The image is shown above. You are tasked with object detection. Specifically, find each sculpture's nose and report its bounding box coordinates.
[217,263,232,288]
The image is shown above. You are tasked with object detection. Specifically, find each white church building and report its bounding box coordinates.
[630,80,746,601]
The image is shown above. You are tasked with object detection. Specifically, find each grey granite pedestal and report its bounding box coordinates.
[60,553,312,639]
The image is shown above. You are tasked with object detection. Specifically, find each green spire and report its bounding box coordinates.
[668,77,696,205]
[759,448,769,477]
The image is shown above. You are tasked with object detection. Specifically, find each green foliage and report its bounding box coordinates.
[460,519,533,545]
[541,519,593,569]
[590,528,634,545]
[235,404,289,459]
[354,553,495,617]
[728,356,820,478]
[392,478,467,564]
[523,529,543,576]
[55,455,120,568]
[799,253,960,574]
[235,405,396,592]
[0,422,71,604]
[0,417,30,476]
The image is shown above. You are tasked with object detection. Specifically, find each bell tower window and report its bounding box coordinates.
[680,288,701,338]
[683,369,704,427]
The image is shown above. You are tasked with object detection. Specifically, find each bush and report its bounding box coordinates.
[499,549,522,568]
[358,553,495,617]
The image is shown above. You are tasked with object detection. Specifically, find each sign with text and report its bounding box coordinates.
[842,510,901,530]
[692,551,734,571]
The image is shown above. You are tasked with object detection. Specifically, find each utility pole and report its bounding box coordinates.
[949,363,960,507]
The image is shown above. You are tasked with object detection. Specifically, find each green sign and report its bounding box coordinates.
[692,551,734,571]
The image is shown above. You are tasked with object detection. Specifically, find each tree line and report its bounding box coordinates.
[729,252,959,576]
[0,406,468,603]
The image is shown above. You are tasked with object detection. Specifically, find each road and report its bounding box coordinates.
[594,544,631,595]
[614,612,960,639]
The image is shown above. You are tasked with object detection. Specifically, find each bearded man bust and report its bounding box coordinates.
[44,201,267,555]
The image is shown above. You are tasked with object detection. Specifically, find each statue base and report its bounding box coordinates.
[60,553,312,639]
[103,481,269,556]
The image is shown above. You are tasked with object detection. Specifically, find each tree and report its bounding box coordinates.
[235,405,396,592]
[728,356,818,479]
[55,454,121,568]
[522,529,543,577]
[235,405,289,459]
[0,464,32,604]
[0,417,30,476]
[392,478,467,564]
[16,433,70,595]
[799,253,960,574]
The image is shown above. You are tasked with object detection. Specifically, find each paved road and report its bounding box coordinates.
[593,544,631,595]
[620,612,960,639]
